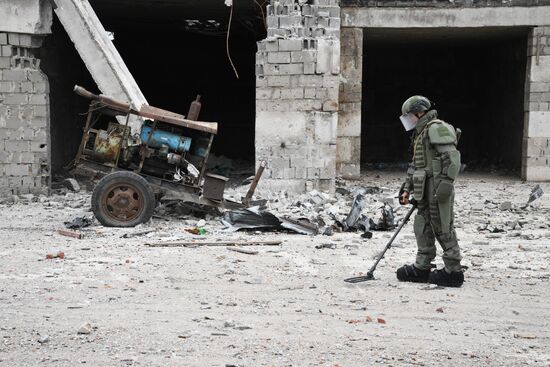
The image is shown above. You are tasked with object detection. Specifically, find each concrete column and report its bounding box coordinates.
[522,26,550,181]
[52,0,147,133]
[337,27,362,179]
[255,0,340,193]
[0,32,50,196]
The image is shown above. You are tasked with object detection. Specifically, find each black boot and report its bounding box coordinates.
[428,268,464,287]
[396,264,430,283]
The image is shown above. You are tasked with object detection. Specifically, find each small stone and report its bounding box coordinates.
[38,335,50,344]
[499,201,512,211]
[77,322,92,334]
[63,178,81,192]
[196,219,206,228]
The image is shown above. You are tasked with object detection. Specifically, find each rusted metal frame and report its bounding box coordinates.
[136,120,158,173]
[75,103,96,165]
[114,113,131,169]
[74,85,132,114]
[198,134,215,185]
[243,160,267,206]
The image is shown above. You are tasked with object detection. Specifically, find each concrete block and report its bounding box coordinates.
[337,163,361,179]
[3,69,27,81]
[283,167,296,179]
[322,100,338,112]
[0,81,16,93]
[337,137,352,161]
[5,140,28,152]
[291,50,316,63]
[291,99,322,111]
[529,56,550,82]
[280,88,304,99]
[307,167,320,179]
[304,87,316,98]
[27,70,44,82]
[523,137,549,157]
[269,157,290,170]
[296,75,323,87]
[4,164,30,177]
[19,82,33,93]
[523,165,550,181]
[279,39,302,52]
[5,116,23,128]
[1,45,14,57]
[0,56,11,69]
[304,62,315,74]
[267,52,291,64]
[267,75,290,87]
[19,35,32,48]
[7,33,20,46]
[314,112,337,144]
[338,109,361,137]
[33,106,48,118]
[265,63,303,75]
[256,111,307,145]
[267,15,278,28]
[265,40,279,52]
[316,39,331,74]
[529,82,550,93]
[257,88,281,100]
[3,93,28,105]
[265,100,291,112]
[30,141,47,153]
[0,34,7,45]
[526,111,550,137]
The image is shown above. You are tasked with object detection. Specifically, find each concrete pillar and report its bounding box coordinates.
[52,0,147,133]
[255,0,340,193]
[522,26,550,181]
[0,32,50,196]
[337,27,362,179]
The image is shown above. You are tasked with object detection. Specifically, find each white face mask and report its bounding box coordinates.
[400,113,418,131]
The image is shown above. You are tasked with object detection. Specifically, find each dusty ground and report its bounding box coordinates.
[0,171,549,367]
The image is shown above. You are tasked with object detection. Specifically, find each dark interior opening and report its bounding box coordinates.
[41,1,265,176]
[362,27,528,172]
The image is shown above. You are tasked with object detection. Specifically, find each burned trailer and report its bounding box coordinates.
[71,85,260,227]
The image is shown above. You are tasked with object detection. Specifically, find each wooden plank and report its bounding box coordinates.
[145,240,282,247]
[139,105,218,134]
[226,247,259,255]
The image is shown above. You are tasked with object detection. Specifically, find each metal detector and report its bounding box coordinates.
[344,199,418,283]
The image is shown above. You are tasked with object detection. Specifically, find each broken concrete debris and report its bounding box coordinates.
[64,216,93,229]
[524,184,544,208]
[77,322,93,335]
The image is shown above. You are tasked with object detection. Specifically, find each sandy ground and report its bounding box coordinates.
[0,171,549,367]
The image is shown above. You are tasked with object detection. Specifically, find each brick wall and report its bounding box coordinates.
[255,0,340,193]
[341,0,550,7]
[0,32,49,196]
[522,26,550,181]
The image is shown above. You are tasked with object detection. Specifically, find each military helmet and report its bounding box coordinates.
[401,96,432,115]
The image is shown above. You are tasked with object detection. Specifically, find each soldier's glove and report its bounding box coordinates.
[399,191,410,205]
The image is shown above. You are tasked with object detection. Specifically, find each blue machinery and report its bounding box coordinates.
[140,124,192,153]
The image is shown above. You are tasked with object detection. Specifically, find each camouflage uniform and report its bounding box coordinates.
[400,109,463,273]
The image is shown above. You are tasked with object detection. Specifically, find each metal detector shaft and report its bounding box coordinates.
[344,199,417,283]
[366,200,417,275]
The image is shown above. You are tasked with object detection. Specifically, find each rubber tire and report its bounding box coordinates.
[91,171,155,227]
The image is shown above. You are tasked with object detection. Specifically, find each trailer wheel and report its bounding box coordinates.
[92,171,155,227]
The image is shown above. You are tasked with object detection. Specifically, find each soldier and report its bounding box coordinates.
[396,96,464,287]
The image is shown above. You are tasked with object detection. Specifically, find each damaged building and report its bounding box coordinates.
[1,0,550,196]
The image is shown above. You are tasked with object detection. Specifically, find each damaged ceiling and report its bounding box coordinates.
[89,0,265,33]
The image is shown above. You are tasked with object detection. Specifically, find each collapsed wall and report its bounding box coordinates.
[0,32,50,196]
[255,0,341,193]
